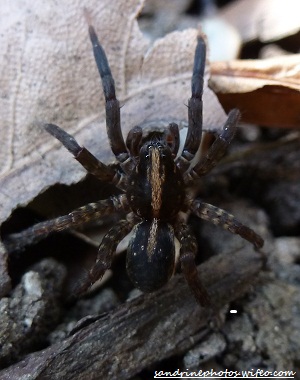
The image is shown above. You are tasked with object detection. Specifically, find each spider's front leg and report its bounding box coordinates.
[74,218,134,296]
[4,194,130,253]
[88,24,129,165]
[176,35,206,172]
[175,221,211,307]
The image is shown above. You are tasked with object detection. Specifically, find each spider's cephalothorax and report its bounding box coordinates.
[127,134,185,220]
[5,23,264,307]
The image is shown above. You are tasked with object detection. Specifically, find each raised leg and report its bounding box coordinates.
[175,221,211,307]
[74,218,134,296]
[88,24,129,163]
[176,35,206,172]
[44,123,123,185]
[186,109,240,182]
[190,199,264,250]
[4,194,130,253]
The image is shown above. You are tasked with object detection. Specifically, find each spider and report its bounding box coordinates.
[5,23,264,307]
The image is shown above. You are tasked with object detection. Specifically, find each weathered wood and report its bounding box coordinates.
[0,242,10,298]
[0,248,263,380]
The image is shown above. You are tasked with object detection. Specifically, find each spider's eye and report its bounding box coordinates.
[143,143,167,161]
[145,145,153,159]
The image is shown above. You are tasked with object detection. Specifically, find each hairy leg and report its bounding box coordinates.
[190,199,264,250]
[44,124,126,187]
[88,24,129,163]
[176,35,206,172]
[74,218,134,296]
[4,194,130,253]
[174,221,211,307]
[185,109,240,182]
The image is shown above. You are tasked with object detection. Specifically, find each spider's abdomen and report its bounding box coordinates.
[127,141,185,220]
[126,219,175,292]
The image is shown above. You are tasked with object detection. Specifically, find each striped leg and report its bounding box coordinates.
[4,195,130,253]
[190,199,264,250]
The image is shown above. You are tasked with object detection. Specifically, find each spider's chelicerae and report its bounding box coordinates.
[6,24,264,307]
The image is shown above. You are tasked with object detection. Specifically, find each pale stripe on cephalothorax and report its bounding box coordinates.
[146,148,166,260]
[147,147,165,218]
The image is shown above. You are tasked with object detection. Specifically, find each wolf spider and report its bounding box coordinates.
[5,23,264,307]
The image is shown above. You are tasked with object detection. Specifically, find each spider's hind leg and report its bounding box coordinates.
[74,218,134,296]
[174,221,211,307]
[176,35,206,172]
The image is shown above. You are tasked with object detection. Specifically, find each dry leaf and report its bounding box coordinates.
[0,0,226,223]
[210,54,300,128]
[221,0,300,43]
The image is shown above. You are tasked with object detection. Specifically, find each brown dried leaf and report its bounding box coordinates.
[210,54,300,128]
[0,0,226,223]
[220,0,300,43]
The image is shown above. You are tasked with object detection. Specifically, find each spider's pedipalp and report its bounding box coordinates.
[166,123,180,156]
[45,123,116,183]
[126,126,143,159]
[176,35,206,172]
[190,199,264,250]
